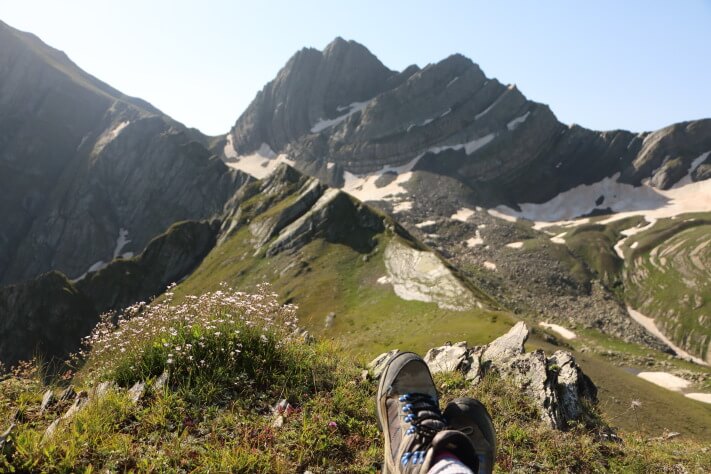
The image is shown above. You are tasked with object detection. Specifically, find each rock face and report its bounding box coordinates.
[371,323,598,430]
[384,240,479,310]
[224,38,711,211]
[76,220,221,314]
[229,37,399,154]
[0,20,251,285]
[0,220,219,366]
[0,272,97,366]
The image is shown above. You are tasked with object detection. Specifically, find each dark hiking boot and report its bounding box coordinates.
[443,398,496,474]
[376,352,479,473]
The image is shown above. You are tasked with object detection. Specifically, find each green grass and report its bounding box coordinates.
[624,214,711,362]
[172,223,513,359]
[2,326,709,472]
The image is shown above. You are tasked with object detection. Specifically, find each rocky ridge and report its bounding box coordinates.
[0,164,487,366]
[369,322,597,431]
[0,20,251,285]
[0,220,220,366]
[226,39,711,211]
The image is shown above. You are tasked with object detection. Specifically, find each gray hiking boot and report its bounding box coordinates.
[443,398,496,474]
[376,352,479,473]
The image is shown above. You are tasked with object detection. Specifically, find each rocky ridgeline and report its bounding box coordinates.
[369,322,597,431]
[228,37,711,208]
[0,374,157,451]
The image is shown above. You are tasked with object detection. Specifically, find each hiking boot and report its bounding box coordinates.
[443,398,496,474]
[376,352,479,473]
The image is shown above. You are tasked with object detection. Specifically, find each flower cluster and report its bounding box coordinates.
[80,283,299,380]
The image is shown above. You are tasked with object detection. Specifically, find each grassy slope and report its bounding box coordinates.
[173,224,513,358]
[175,221,711,440]
[623,213,711,361]
[2,296,709,472]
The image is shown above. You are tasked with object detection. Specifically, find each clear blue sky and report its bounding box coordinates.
[2,0,710,136]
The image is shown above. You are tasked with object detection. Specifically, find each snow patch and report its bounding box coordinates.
[226,142,294,179]
[446,77,459,88]
[326,162,335,170]
[451,208,475,222]
[415,220,437,228]
[637,372,690,392]
[340,135,495,204]
[685,393,711,404]
[475,90,507,120]
[539,322,577,340]
[483,261,497,271]
[311,100,369,133]
[393,201,413,213]
[506,241,524,249]
[487,209,517,223]
[506,111,531,131]
[377,275,391,285]
[463,133,495,154]
[93,120,130,154]
[466,230,484,247]
[613,218,656,258]
[627,307,708,366]
[551,232,567,244]
[341,153,424,203]
[113,228,131,259]
[493,151,711,228]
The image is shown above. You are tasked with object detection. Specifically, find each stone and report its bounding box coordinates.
[464,351,483,384]
[59,386,76,402]
[271,415,285,429]
[153,371,169,392]
[62,391,89,420]
[481,322,528,366]
[504,350,562,428]
[0,423,14,450]
[92,381,113,399]
[549,351,597,422]
[292,328,315,344]
[384,240,478,310]
[39,389,55,413]
[360,370,370,382]
[41,419,60,444]
[324,312,336,329]
[424,342,469,373]
[368,349,399,380]
[128,381,146,404]
[388,323,599,431]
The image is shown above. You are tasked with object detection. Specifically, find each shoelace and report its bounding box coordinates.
[398,393,447,466]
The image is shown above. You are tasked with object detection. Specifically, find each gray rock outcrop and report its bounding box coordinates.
[370,323,597,431]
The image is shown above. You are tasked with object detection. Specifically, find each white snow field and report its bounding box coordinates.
[539,322,577,340]
[491,151,711,229]
[224,135,295,179]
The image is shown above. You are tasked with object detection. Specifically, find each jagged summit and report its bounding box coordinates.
[228,37,396,154]
[223,37,711,212]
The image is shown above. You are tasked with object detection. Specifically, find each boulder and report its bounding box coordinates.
[369,323,598,430]
[128,381,146,404]
[424,342,469,373]
[481,321,528,366]
[39,389,55,413]
[367,349,399,380]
